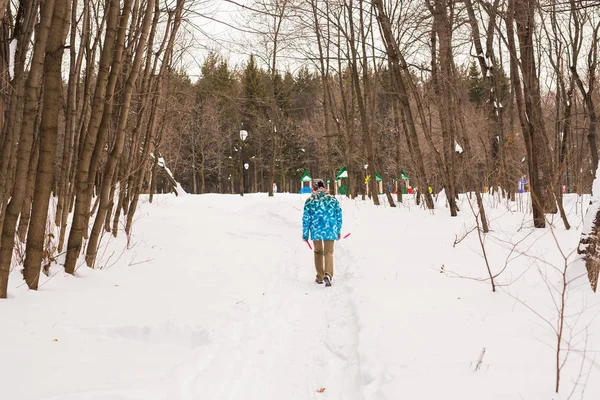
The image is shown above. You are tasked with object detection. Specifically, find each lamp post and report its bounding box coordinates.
[240,129,248,196]
[364,164,368,199]
[250,155,257,192]
[244,162,249,193]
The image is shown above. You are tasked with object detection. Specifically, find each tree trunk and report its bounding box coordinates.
[267,2,288,198]
[372,0,434,209]
[82,0,133,260]
[0,0,39,225]
[347,0,379,206]
[570,9,599,189]
[200,148,206,194]
[311,0,336,196]
[104,159,119,232]
[18,136,41,242]
[0,0,56,298]
[111,0,160,236]
[86,0,151,267]
[464,0,510,195]
[335,28,354,199]
[55,0,84,228]
[430,1,458,216]
[391,96,403,203]
[112,168,127,238]
[64,0,120,274]
[454,79,490,232]
[507,0,545,228]
[0,14,12,213]
[22,0,71,290]
[192,136,197,193]
[125,0,184,235]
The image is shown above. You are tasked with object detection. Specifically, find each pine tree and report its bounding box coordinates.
[468,61,484,105]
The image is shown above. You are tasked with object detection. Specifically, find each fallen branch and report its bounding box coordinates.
[474,347,486,371]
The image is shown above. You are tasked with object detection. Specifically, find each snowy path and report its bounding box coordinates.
[161,197,365,399]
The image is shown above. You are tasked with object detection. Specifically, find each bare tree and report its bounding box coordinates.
[0,0,54,298]
[0,0,40,224]
[506,0,545,228]
[372,0,434,209]
[428,0,459,216]
[569,0,599,190]
[22,0,72,289]
[86,0,154,267]
[64,0,122,274]
[125,0,185,235]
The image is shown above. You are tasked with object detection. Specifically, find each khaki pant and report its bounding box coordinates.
[313,240,334,280]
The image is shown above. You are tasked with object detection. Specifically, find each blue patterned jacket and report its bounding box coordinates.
[302,189,343,241]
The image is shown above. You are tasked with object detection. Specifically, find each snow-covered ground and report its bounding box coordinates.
[1,192,599,399]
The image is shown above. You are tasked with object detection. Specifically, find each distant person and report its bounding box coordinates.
[273,182,278,194]
[518,176,528,193]
[302,178,343,287]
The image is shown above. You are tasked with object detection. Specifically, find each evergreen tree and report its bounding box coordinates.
[468,61,484,105]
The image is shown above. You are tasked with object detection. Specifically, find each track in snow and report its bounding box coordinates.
[165,200,366,400]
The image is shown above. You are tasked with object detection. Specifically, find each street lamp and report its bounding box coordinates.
[240,129,248,196]
[364,164,369,198]
[243,163,249,193]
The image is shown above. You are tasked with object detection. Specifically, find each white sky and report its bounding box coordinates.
[176,0,597,95]
[178,0,257,80]
[178,0,316,81]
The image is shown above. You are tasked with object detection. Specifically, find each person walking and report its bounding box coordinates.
[302,179,343,287]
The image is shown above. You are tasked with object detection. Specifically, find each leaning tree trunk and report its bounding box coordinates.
[58,0,89,253]
[112,0,160,236]
[85,0,143,267]
[0,0,56,298]
[22,0,71,290]
[82,0,133,245]
[125,0,184,235]
[372,0,433,209]
[124,7,173,235]
[64,0,120,274]
[0,0,39,227]
[55,0,88,234]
